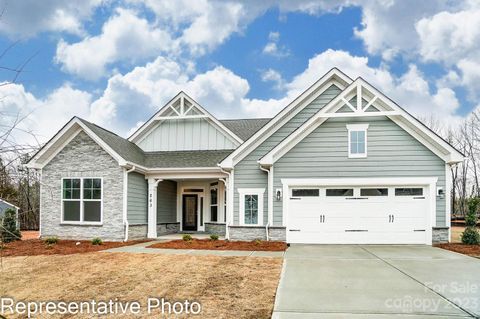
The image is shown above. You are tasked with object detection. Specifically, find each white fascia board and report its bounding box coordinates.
[220,68,353,169]
[0,198,20,210]
[260,78,464,165]
[29,118,128,169]
[357,78,464,163]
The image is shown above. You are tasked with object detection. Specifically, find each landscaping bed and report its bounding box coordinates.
[435,243,480,258]
[0,239,149,257]
[148,239,287,251]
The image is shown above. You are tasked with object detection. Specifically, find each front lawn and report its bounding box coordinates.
[148,239,287,251]
[0,239,148,257]
[0,252,282,318]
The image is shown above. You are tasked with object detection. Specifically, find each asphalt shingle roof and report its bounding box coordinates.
[77,118,242,168]
[220,118,271,141]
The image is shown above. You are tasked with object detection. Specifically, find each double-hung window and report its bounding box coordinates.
[210,185,218,222]
[238,188,264,226]
[62,178,102,224]
[347,124,369,158]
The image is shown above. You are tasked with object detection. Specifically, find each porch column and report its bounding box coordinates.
[147,178,162,238]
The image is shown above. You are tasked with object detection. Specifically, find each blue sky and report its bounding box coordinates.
[0,0,478,145]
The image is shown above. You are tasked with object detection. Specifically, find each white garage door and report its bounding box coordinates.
[286,185,430,244]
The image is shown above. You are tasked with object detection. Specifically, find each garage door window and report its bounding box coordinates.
[326,189,354,196]
[395,188,423,196]
[292,189,319,197]
[360,188,388,196]
[238,188,264,226]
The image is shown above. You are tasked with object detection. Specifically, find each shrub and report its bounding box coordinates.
[462,197,480,245]
[209,234,219,241]
[461,227,480,245]
[91,237,103,245]
[0,208,21,243]
[182,234,193,241]
[44,237,58,245]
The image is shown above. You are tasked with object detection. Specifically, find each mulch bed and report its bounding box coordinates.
[148,239,287,251]
[435,243,480,258]
[0,239,150,257]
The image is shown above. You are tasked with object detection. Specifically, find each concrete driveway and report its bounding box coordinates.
[273,245,480,318]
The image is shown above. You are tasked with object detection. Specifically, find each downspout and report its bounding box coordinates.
[259,165,272,241]
[219,166,232,240]
[123,166,136,242]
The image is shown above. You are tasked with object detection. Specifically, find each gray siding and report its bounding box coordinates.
[157,180,177,223]
[127,172,147,225]
[40,131,124,241]
[233,84,342,225]
[137,117,239,151]
[273,116,446,226]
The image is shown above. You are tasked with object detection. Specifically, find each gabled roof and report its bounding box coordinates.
[219,68,353,169]
[259,78,464,165]
[128,91,243,145]
[220,118,271,141]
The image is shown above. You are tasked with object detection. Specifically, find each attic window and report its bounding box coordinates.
[347,124,369,158]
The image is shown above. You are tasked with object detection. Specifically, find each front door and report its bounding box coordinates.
[182,194,198,231]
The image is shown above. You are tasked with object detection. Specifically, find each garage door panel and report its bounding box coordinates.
[287,184,429,244]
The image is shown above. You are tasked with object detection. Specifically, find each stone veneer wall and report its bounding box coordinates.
[432,227,449,243]
[41,131,125,241]
[157,222,180,235]
[128,225,147,240]
[205,222,226,236]
[228,226,286,241]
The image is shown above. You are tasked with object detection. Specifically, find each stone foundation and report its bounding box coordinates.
[157,222,180,235]
[205,222,226,236]
[432,227,449,243]
[228,225,286,241]
[128,224,147,240]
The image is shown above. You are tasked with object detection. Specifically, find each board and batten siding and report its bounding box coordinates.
[273,116,446,227]
[127,172,148,225]
[233,84,342,225]
[137,118,239,151]
[157,180,177,223]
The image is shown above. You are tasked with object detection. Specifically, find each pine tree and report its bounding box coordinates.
[0,208,21,243]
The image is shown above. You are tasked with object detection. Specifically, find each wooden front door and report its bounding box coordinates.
[182,194,198,231]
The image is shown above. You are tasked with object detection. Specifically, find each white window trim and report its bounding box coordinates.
[61,177,103,225]
[210,184,218,222]
[238,188,264,226]
[347,123,369,158]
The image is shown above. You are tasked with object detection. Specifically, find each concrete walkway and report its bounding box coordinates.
[103,240,285,257]
[273,245,480,318]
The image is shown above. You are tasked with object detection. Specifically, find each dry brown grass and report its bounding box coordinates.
[0,252,282,318]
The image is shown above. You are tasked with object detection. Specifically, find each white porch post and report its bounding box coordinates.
[148,178,162,238]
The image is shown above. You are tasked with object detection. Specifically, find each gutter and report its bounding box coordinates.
[123,165,137,242]
[259,165,272,241]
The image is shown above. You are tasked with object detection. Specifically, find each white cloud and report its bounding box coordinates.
[55,8,173,80]
[0,84,92,148]
[0,0,103,38]
[262,31,290,57]
[261,68,284,90]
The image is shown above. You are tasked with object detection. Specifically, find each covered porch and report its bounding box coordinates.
[146,169,230,238]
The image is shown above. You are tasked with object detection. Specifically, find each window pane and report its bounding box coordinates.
[211,206,218,222]
[210,187,217,205]
[93,189,101,199]
[395,188,423,196]
[72,189,80,199]
[84,189,92,199]
[292,189,319,197]
[84,201,101,222]
[84,178,92,188]
[357,141,365,154]
[361,188,388,196]
[72,179,80,188]
[63,201,80,221]
[326,189,354,196]
[93,178,101,188]
[357,131,365,143]
[63,179,71,188]
[244,195,258,224]
[64,189,71,199]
